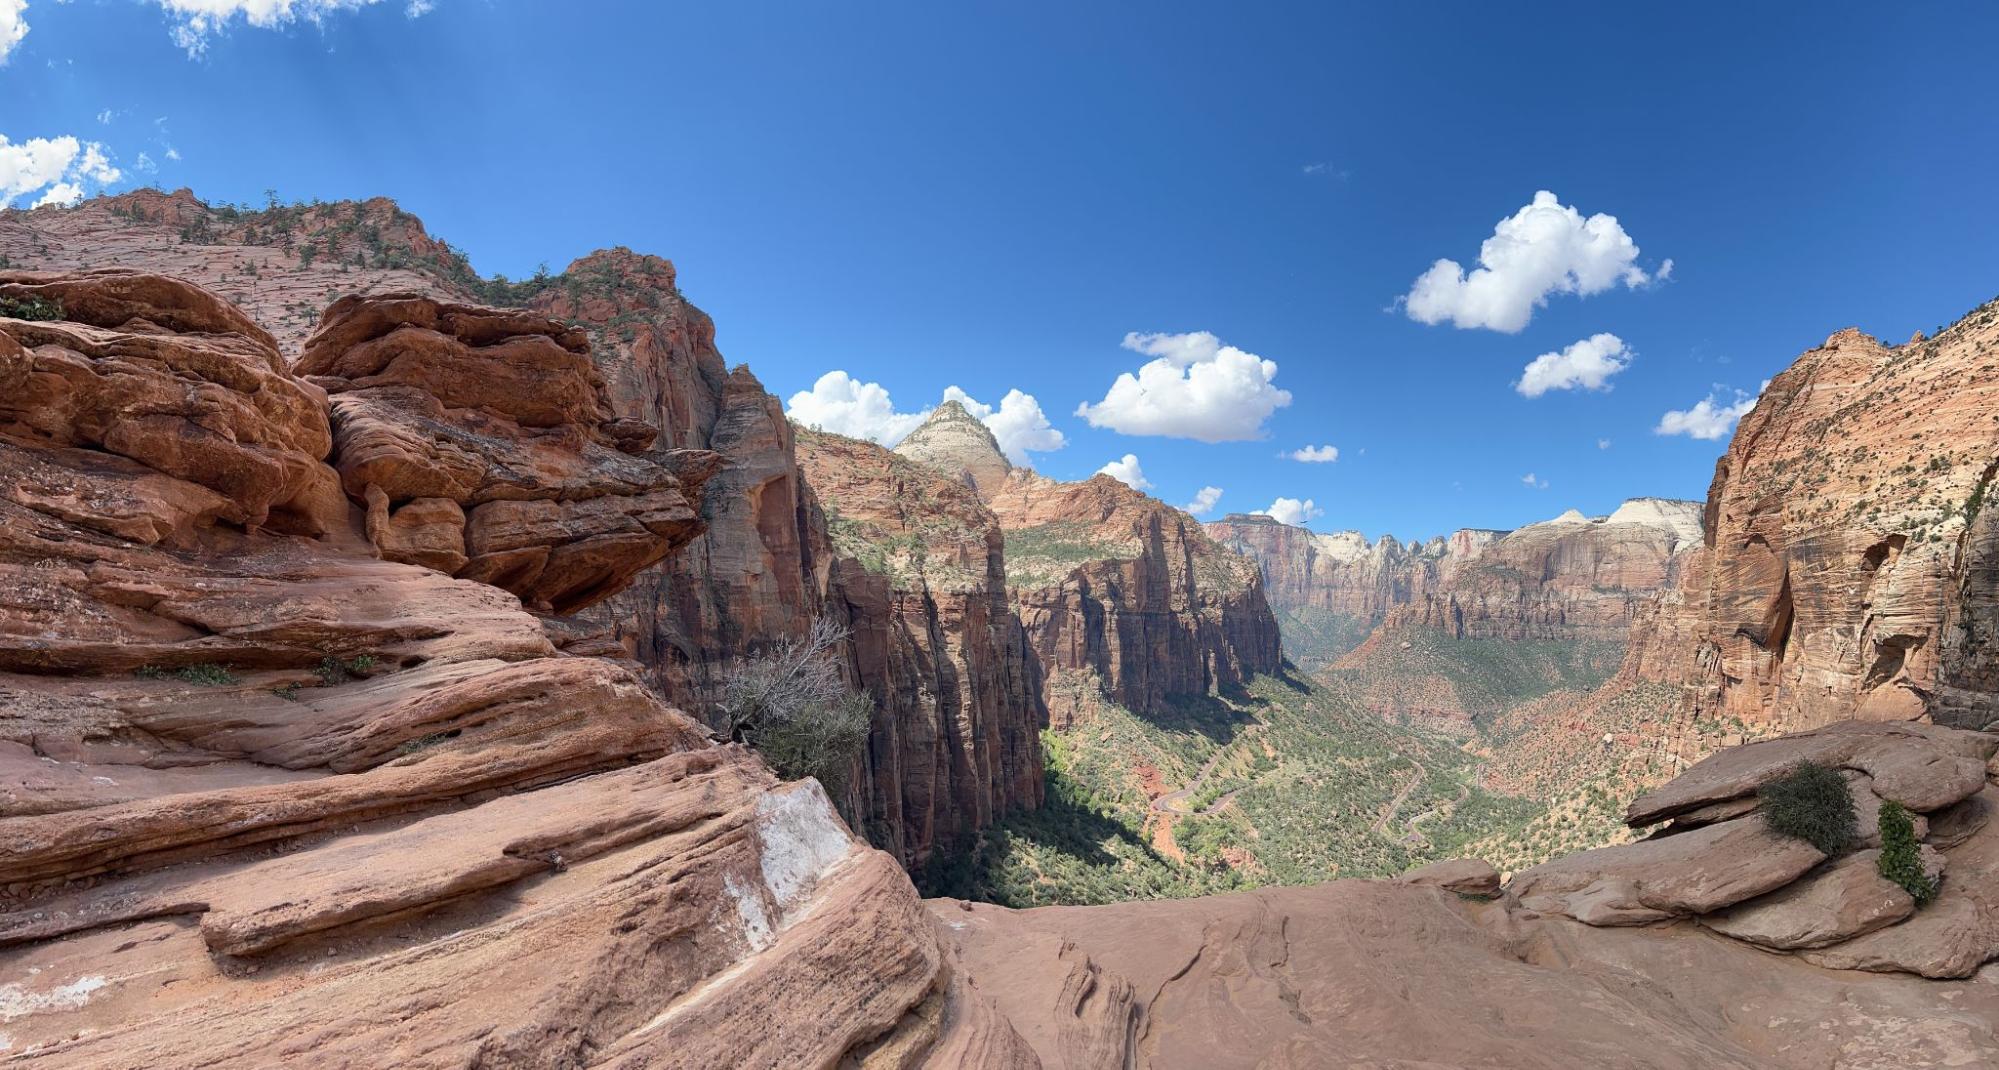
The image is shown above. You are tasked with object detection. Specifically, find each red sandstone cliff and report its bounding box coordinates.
[0,193,1044,869]
[795,428,1048,864]
[0,269,953,1065]
[1633,310,1999,733]
[899,404,1283,727]
[1209,498,1702,655]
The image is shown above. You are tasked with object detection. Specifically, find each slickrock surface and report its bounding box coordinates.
[928,719,1999,1068]
[796,428,1047,866]
[1632,309,1999,732]
[0,271,956,1067]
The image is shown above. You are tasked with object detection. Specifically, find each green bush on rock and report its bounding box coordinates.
[1876,801,1939,905]
[1758,760,1856,855]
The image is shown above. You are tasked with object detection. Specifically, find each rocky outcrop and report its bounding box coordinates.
[0,271,958,1066]
[927,720,1999,1068]
[295,292,718,613]
[2,198,1055,869]
[1386,499,1704,642]
[988,480,1280,727]
[796,428,1047,865]
[1633,311,1999,732]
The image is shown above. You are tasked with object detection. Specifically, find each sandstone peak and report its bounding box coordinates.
[1822,326,1881,349]
[1606,496,1704,542]
[893,399,1011,498]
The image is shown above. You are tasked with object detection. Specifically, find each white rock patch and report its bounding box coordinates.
[755,779,855,918]
[0,975,106,1022]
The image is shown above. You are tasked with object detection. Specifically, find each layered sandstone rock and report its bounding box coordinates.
[796,428,1047,865]
[1386,499,1704,642]
[894,409,1281,727]
[927,720,1999,1068]
[0,272,961,1067]
[295,292,718,613]
[2,199,1049,869]
[1208,498,1702,658]
[1633,310,1999,732]
[892,398,1015,497]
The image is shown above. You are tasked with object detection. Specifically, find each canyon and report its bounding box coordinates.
[3,189,1997,1067]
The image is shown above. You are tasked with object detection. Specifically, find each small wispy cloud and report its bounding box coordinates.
[1521,472,1549,490]
[1183,486,1222,516]
[1285,444,1339,463]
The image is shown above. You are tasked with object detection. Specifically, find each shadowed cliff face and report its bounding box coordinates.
[1633,311,1999,733]
[796,429,1048,867]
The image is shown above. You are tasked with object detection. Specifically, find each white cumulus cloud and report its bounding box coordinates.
[784,371,929,445]
[1516,332,1633,398]
[941,385,1065,465]
[1655,385,1762,441]
[1597,438,1612,450]
[1521,473,1549,489]
[1183,486,1222,516]
[0,0,25,66]
[1253,497,1322,526]
[1097,454,1152,491]
[0,133,122,209]
[1286,444,1338,463]
[1402,191,1666,333]
[1075,331,1292,442]
[150,0,405,56]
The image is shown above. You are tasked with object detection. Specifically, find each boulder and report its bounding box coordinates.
[1701,850,1914,950]
[1802,787,1999,979]
[1509,815,1825,925]
[1626,720,1995,826]
[1397,857,1503,899]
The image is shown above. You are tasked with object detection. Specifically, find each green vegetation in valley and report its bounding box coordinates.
[1269,605,1376,673]
[919,672,1543,905]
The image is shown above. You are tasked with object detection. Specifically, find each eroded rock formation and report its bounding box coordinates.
[1632,312,1999,732]
[797,427,1047,865]
[296,292,718,613]
[0,271,960,1066]
[895,406,1282,727]
[1,198,1053,870]
[1208,497,1702,660]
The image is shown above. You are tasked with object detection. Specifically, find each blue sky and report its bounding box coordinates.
[4,2,1997,539]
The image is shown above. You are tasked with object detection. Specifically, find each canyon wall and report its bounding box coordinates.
[1632,313,1999,733]
[1208,497,1702,658]
[0,191,1043,869]
[898,402,1284,727]
[795,428,1048,864]
[0,269,954,1066]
